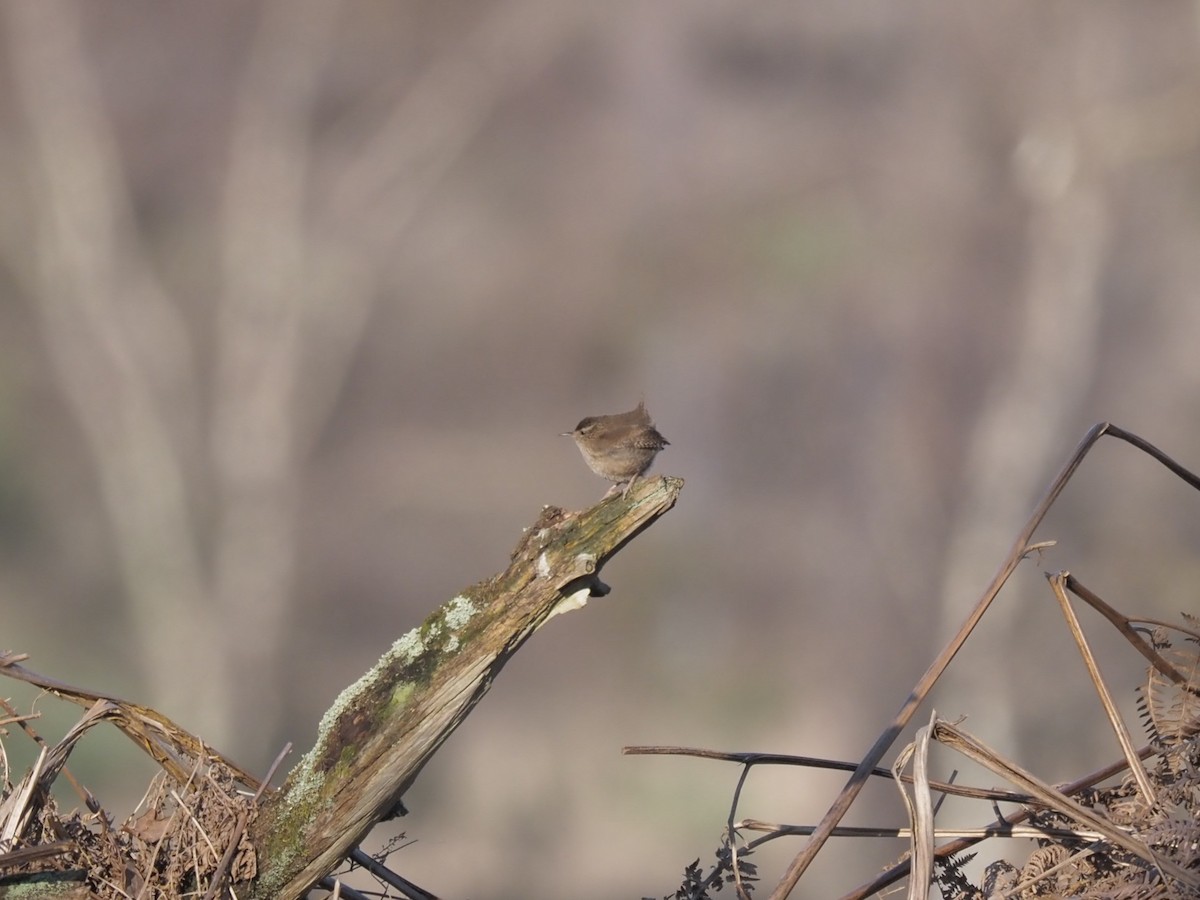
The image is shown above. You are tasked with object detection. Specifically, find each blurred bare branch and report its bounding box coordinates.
[1,0,219,734]
[212,0,340,750]
[937,117,1107,744]
[325,0,592,251]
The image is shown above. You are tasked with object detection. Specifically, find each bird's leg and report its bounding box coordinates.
[621,474,639,498]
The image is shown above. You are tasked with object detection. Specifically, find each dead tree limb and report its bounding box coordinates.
[245,475,683,900]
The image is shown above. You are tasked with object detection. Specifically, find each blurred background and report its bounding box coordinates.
[2,2,1200,897]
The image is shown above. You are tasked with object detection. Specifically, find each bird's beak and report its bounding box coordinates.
[559,431,573,437]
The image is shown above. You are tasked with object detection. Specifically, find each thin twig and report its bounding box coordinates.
[315,875,371,900]
[1126,615,1200,643]
[200,810,247,900]
[625,745,1038,804]
[1048,571,1156,803]
[737,820,1105,843]
[347,846,440,900]
[1065,574,1194,684]
[728,763,754,900]
[253,741,291,801]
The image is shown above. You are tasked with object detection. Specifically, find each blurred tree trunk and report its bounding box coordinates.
[0,0,587,760]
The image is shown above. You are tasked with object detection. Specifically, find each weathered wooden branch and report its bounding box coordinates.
[0,477,681,897]
[245,475,683,899]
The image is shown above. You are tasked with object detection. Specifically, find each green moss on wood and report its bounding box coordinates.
[250,786,323,899]
[280,591,485,807]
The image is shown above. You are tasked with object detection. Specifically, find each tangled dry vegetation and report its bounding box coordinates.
[636,424,1200,899]
[0,660,263,898]
[638,614,1200,900]
[929,616,1200,899]
[3,426,1200,899]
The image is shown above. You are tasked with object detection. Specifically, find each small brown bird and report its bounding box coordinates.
[563,401,670,497]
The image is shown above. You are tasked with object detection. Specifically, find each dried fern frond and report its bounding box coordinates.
[1136,641,1200,746]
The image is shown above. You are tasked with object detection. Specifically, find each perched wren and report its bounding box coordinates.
[563,401,670,497]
